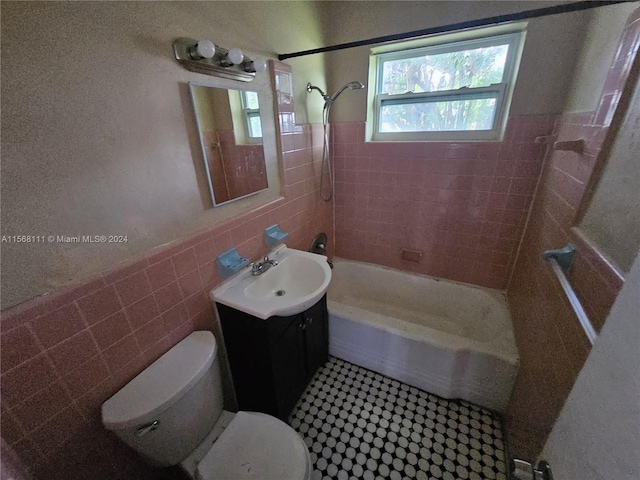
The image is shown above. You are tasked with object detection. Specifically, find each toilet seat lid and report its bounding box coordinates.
[196,411,308,480]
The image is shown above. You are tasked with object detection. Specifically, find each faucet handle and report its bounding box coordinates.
[264,255,278,266]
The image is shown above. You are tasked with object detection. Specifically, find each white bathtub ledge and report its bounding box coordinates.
[328,300,518,366]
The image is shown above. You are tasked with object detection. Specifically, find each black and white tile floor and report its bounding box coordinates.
[289,357,508,480]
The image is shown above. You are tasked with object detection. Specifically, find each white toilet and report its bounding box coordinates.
[101,331,312,480]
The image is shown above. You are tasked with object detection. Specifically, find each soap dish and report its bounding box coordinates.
[265,224,289,247]
[217,248,249,277]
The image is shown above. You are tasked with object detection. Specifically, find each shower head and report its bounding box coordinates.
[307,81,365,105]
[328,81,365,103]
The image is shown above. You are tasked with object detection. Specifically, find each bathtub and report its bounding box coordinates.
[327,258,519,412]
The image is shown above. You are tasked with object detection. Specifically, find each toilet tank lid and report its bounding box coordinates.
[101,331,216,431]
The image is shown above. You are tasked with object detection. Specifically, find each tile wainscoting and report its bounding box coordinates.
[331,114,555,290]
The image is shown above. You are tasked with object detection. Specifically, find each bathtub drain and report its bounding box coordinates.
[275,290,286,297]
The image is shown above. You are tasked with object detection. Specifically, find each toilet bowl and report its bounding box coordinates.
[101,331,311,480]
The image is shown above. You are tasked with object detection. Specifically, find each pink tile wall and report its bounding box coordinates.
[217,130,268,200]
[202,131,231,203]
[506,9,639,460]
[506,111,621,460]
[332,115,555,289]
[0,61,332,480]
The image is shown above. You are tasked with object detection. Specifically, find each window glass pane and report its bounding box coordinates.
[379,97,497,132]
[248,113,262,138]
[243,91,260,109]
[381,44,509,95]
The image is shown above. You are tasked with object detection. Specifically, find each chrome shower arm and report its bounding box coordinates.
[306,82,329,101]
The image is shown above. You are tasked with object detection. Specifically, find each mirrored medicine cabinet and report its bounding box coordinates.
[189,83,269,206]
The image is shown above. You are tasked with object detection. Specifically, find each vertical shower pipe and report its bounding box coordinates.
[307,82,365,251]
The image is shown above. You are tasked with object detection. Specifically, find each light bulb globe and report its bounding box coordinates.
[196,40,215,59]
[253,58,267,73]
[227,47,244,65]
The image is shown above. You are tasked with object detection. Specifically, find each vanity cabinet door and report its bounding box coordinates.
[270,316,306,419]
[303,295,329,383]
[217,295,329,421]
[217,303,279,415]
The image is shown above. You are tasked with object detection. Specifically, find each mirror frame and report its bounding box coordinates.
[188,81,269,207]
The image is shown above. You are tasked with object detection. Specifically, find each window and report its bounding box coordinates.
[240,91,262,141]
[369,27,525,141]
[228,90,263,145]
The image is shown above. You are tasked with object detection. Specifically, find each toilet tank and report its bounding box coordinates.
[101,331,224,467]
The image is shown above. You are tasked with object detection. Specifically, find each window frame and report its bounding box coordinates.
[240,91,262,144]
[369,28,526,142]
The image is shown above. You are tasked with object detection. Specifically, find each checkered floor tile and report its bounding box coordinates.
[289,357,508,480]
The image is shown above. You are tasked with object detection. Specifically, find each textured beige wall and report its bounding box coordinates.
[191,86,217,131]
[563,2,638,113]
[211,88,234,131]
[569,3,640,274]
[191,86,236,133]
[0,1,624,309]
[0,1,326,309]
[318,1,591,122]
[579,72,640,274]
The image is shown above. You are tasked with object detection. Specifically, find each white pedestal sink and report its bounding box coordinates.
[211,245,332,319]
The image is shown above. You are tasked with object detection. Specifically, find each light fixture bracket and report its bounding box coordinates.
[172,38,256,82]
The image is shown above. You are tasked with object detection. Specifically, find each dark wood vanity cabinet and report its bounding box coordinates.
[217,295,329,421]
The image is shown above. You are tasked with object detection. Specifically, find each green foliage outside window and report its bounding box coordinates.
[379,44,508,133]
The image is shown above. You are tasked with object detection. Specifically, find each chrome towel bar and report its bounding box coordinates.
[543,244,597,346]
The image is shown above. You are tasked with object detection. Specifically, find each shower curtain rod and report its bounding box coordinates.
[278,0,628,60]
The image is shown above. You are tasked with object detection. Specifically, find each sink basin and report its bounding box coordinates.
[211,245,332,319]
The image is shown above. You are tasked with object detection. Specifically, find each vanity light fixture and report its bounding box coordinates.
[173,38,266,82]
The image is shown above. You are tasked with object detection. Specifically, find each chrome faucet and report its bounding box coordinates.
[250,256,278,276]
